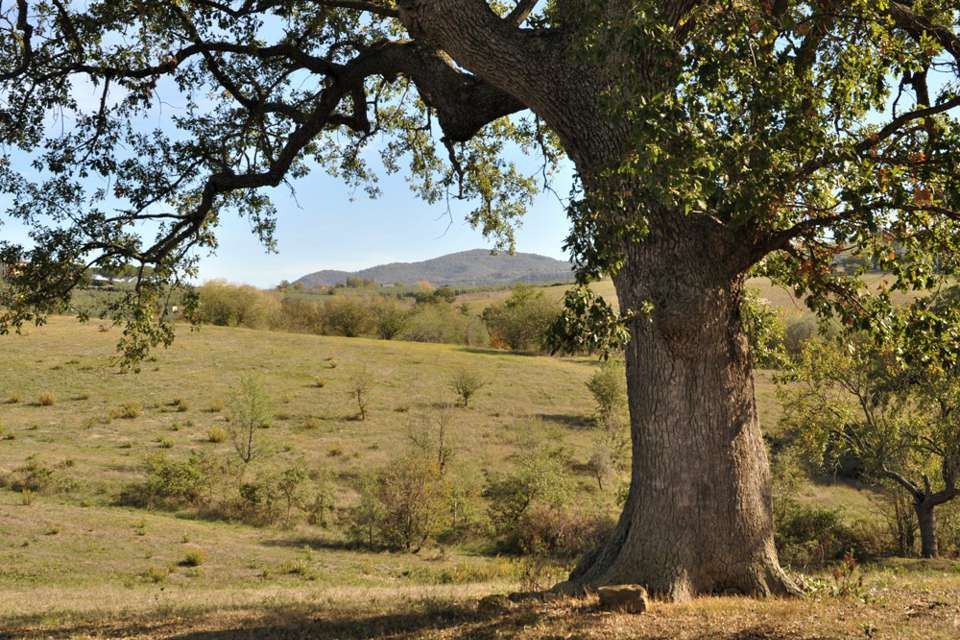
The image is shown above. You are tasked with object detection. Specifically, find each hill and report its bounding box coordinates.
[294,249,574,288]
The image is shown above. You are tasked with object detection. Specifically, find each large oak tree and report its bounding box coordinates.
[3,0,960,600]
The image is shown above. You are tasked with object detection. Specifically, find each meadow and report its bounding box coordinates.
[0,279,957,638]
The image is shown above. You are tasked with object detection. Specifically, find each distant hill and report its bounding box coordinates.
[295,249,574,288]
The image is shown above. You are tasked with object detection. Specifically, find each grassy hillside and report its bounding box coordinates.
[0,318,605,620]
[0,317,953,638]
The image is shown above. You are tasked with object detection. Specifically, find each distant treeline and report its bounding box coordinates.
[195,280,561,353]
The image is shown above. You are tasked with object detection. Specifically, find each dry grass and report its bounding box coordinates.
[3,564,959,639]
[2,315,955,639]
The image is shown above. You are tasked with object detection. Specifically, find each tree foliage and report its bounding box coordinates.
[0,1,958,360]
[780,305,960,555]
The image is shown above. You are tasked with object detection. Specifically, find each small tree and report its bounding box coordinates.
[782,333,960,558]
[323,297,372,337]
[483,424,572,553]
[448,368,486,408]
[585,447,614,491]
[347,450,447,551]
[482,285,559,352]
[407,412,455,476]
[227,376,274,467]
[349,367,374,421]
[586,360,626,429]
[373,300,408,340]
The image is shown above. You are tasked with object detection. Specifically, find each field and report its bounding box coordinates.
[0,310,957,638]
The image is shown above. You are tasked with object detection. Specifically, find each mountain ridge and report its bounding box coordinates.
[294,249,574,288]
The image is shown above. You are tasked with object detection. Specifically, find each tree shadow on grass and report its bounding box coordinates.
[259,535,361,552]
[455,346,542,358]
[537,413,594,430]
[2,600,825,640]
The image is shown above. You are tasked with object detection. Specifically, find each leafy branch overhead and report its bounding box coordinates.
[1,2,959,359]
[0,0,557,357]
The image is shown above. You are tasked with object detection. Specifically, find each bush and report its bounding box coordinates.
[323,296,372,337]
[346,453,447,551]
[449,368,486,407]
[227,376,274,464]
[197,280,276,329]
[1,458,77,495]
[784,315,818,357]
[483,427,572,554]
[116,402,143,419]
[118,452,229,510]
[273,296,324,333]
[206,426,227,443]
[482,285,559,352]
[180,550,205,567]
[373,300,409,340]
[400,303,489,346]
[586,360,626,428]
[37,392,56,406]
[774,500,889,568]
[742,290,787,368]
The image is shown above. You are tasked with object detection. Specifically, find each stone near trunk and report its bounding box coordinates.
[597,584,649,614]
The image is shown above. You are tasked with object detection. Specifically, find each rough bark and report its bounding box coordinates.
[398,1,798,600]
[569,218,798,601]
[915,500,939,558]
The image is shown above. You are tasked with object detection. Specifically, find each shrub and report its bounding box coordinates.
[373,300,409,340]
[449,368,486,408]
[784,315,818,357]
[116,402,143,419]
[197,280,276,329]
[483,427,572,553]
[273,296,324,333]
[305,478,335,528]
[586,360,626,428]
[584,446,615,491]
[237,464,314,526]
[180,550,205,567]
[521,507,616,559]
[400,303,489,346]
[206,426,227,443]
[227,376,274,464]
[118,452,228,510]
[774,500,889,568]
[346,453,447,551]
[157,437,174,449]
[323,296,372,337]
[2,459,52,493]
[482,285,559,352]
[37,392,56,406]
[742,290,787,368]
[349,367,375,421]
[141,565,170,583]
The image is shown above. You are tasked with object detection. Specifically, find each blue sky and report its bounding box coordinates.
[200,160,574,288]
[0,78,575,290]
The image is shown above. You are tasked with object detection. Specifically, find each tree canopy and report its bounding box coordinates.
[0,2,958,351]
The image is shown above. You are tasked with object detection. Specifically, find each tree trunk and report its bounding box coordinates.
[570,226,797,601]
[915,500,939,558]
